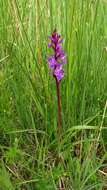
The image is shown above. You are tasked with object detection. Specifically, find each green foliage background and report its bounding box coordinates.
[0,0,107,189]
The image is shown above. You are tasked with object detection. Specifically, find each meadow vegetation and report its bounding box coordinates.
[0,0,107,189]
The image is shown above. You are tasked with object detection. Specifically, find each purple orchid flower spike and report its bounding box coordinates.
[47,29,66,82]
[47,29,67,138]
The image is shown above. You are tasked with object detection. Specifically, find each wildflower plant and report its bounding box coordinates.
[47,29,66,135]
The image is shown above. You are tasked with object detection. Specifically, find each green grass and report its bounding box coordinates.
[0,0,107,189]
